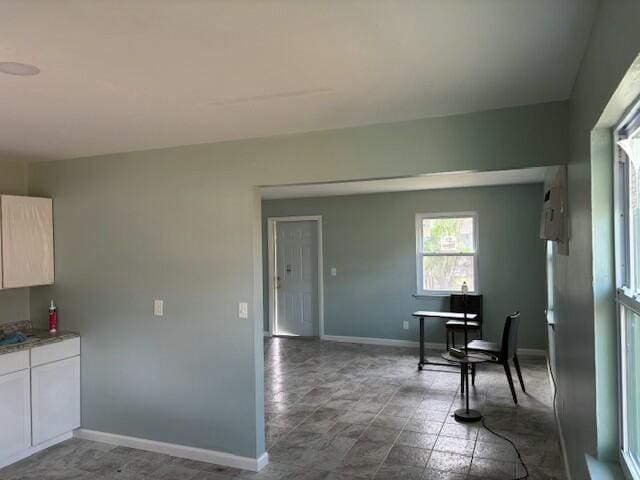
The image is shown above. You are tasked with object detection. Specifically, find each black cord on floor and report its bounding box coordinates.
[546,324,559,429]
[546,323,562,476]
[479,325,560,480]
[481,417,529,480]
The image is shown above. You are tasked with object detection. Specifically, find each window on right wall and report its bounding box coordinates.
[615,99,640,479]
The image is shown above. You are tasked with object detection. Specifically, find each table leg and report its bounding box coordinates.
[453,361,482,423]
[418,317,425,370]
[465,364,470,413]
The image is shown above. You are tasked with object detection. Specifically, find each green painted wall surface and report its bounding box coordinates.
[27,101,567,459]
[590,129,618,463]
[554,1,640,477]
[28,156,262,458]
[263,185,546,349]
[0,160,30,324]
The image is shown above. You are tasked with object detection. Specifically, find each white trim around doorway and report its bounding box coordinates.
[267,215,324,338]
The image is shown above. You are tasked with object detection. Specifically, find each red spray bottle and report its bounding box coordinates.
[48,299,57,334]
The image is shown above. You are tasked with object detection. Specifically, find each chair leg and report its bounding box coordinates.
[446,330,450,350]
[503,361,518,404]
[472,364,476,386]
[451,331,455,348]
[513,354,526,393]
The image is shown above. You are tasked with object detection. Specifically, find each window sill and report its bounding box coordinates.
[585,454,626,480]
[413,292,476,298]
[413,293,451,298]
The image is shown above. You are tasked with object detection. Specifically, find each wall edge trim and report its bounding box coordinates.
[547,362,573,480]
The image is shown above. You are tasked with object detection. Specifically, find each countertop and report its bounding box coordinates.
[0,327,79,356]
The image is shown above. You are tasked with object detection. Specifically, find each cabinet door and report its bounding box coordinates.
[31,356,80,445]
[0,369,31,461]
[1,195,54,288]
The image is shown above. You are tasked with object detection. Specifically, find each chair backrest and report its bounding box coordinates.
[450,294,483,324]
[500,312,521,360]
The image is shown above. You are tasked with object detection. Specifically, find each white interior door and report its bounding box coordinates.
[275,220,319,337]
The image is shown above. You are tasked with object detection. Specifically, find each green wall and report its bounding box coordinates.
[0,160,30,324]
[262,184,546,349]
[27,101,567,461]
[554,1,640,477]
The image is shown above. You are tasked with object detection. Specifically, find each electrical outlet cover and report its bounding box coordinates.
[154,299,163,316]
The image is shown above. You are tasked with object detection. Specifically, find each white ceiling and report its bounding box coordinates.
[261,166,550,199]
[0,1,598,161]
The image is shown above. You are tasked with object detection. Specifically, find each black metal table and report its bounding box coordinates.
[412,310,479,370]
[441,351,491,422]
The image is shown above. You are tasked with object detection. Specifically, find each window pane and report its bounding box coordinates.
[629,146,639,291]
[624,308,640,464]
[422,217,474,253]
[618,132,640,293]
[423,255,474,292]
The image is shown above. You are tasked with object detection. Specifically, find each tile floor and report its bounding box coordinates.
[0,337,565,480]
[0,441,245,479]
[262,338,565,480]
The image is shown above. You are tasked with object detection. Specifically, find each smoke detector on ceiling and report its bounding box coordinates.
[0,62,40,76]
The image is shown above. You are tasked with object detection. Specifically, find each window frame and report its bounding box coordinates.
[415,211,479,296]
[614,98,640,480]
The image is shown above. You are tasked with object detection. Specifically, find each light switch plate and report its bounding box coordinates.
[330,267,337,277]
[403,320,409,330]
[238,302,249,319]
[154,299,164,316]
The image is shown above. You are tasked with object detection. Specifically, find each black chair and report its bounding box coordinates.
[446,294,483,349]
[467,312,525,404]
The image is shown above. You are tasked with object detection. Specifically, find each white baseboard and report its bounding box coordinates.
[0,431,73,469]
[320,334,546,356]
[74,429,269,472]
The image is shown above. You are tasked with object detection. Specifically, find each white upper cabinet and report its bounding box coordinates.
[1,195,54,289]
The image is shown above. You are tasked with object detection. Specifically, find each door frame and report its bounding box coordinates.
[267,215,324,337]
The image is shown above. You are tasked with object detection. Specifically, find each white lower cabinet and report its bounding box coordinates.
[0,337,80,467]
[31,355,81,445]
[0,369,31,461]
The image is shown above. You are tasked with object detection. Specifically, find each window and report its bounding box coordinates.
[415,212,478,295]
[615,100,640,479]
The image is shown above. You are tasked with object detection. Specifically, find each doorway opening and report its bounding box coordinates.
[267,216,324,337]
